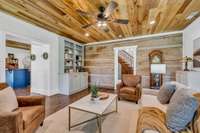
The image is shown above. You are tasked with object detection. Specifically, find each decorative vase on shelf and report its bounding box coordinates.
[90,84,99,101]
[22,55,31,69]
[183,56,193,71]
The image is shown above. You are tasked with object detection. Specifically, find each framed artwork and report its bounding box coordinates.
[193,37,200,69]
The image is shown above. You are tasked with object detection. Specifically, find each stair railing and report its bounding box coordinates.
[118,50,134,70]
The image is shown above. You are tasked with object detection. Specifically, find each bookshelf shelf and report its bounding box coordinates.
[59,37,84,73]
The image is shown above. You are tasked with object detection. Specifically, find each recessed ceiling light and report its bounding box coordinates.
[186,11,199,20]
[85,33,90,37]
[118,35,123,38]
[150,20,156,25]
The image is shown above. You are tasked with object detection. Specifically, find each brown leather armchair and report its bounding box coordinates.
[0,83,45,133]
[117,74,142,104]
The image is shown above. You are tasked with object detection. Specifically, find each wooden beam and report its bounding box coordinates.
[6,40,31,50]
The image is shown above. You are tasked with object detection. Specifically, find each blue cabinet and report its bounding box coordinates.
[6,69,30,89]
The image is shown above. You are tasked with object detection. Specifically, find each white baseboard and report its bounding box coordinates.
[31,88,60,96]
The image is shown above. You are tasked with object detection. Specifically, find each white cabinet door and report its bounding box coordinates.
[69,73,81,94]
[187,72,200,90]
[176,71,188,85]
[68,74,74,94]
[74,73,81,91]
[80,72,88,89]
[60,72,88,95]
[59,74,70,95]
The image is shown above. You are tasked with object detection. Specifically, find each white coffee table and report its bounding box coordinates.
[68,93,118,133]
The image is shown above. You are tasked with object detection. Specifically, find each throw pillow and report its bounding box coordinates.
[166,89,198,132]
[0,87,18,112]
[157,83,176,104]
[170,88,191,103]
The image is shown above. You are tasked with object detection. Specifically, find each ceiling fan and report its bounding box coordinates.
[76,1,129,32]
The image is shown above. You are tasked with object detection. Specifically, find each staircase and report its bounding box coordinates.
[118,50,134,74]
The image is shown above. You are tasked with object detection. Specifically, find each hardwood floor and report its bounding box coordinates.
[14,88,114,117]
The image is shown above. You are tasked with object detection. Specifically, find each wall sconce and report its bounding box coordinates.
[42,52,48,60]
[30,54,36,61]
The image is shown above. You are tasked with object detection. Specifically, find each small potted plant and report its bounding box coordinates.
[90,84,99,101]
[183,56,193,71]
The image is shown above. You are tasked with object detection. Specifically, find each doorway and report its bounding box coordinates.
[5,34,31,90]
[114,46,137,89]
[4,33,51,95]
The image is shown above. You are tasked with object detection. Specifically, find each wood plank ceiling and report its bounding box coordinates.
[0,0,200,43]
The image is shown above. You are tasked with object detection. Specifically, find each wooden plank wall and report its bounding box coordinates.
[85,34,182,89]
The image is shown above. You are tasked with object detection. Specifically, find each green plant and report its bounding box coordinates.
[90,84,99,98]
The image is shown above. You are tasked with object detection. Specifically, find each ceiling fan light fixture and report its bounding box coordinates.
[97,21,107,27]
[85,33,90,37]
[150,20,156,25]
[79,1,128,30]
[102,22,107,27]
[97,21,102,27]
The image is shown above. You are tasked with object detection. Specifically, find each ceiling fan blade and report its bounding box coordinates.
[104,1,118,18]
[82,23,94,29]
[76,9,95,18]
[113,19,129,24]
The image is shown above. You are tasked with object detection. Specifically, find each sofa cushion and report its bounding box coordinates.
[157,83,176,104]
[0,87,18,112]
[17,105,44,129]
[141,94,167,113]
[120,87,136,95]
[166,89,198,132]
[122,74,140,87]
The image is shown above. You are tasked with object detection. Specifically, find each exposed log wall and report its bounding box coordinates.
[85,34,182,89]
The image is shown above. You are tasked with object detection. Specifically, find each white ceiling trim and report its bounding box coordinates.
[86,31,183,46]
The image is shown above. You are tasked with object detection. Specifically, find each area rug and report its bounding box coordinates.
[36,101,140,133]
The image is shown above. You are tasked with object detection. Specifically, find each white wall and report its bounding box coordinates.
[0,32,6,82]
[6,47,30,69]
[183,17,200,70]
[0,12,59,95]
[31,43,50,95]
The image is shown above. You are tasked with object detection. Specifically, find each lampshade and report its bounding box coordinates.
[151,64,166,74]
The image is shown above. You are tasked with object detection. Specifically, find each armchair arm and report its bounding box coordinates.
[17,96,45,107]
[0,111,23,133]
[136,107,171,133]
[116,81,123,95]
